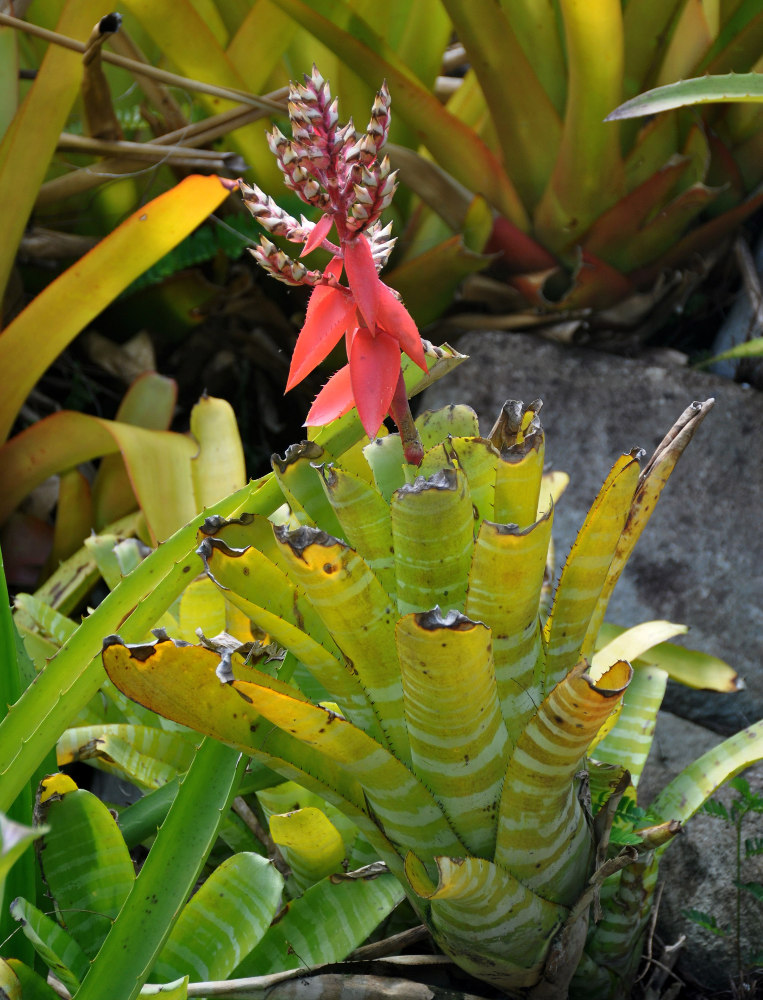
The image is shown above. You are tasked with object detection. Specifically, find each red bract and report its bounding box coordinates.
[240,66,426,441]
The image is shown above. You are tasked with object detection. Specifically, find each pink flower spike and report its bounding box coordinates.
[349,326,400,439]
[305,365,355,426]
[343,234,380,331]
[300,213,334,257]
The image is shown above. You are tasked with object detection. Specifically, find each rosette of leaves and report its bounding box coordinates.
[104,399,763,998]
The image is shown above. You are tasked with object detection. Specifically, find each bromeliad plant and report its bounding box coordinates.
[101,71,763,999]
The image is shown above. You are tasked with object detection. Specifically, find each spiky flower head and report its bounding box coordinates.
[239,67,425,456]
[243,65,397,261]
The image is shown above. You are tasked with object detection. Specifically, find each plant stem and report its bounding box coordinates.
[388,370,423,466]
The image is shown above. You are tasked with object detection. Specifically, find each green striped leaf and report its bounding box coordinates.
[0,958,60,1000]
[595,622,743,692]
[418,437,499,528]
[362,434,406,501]
[390,468,474,616]
[396,609,507,857]
[544,452,640,691]
[317,463,396,595]
[9,898,89,994]
[271,442,345,538]
[466,512,553,743]
[152,852,283,983]
[650,721,763,827]
[590,665,668,788]
[198,536,381,738]
[234,871,405,977]
[495,660,632,905]
[405,852,565,991]
[489,400,546,530]
[37,786,135,959]
[273,526,409,763]
[581,853,659,984]
[414,405,481,450]
[215,681,464,860]
[57,725,196,789]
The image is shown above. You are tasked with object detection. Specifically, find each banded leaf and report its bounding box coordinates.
[0,958,59,1000]
[590,666,668,788]
[9,898,89,994]
[202,680,464,859]
[233,871,405,977]
[100,635,397,861]
[544,452,640,692]
[57,725,196,789]
[198,536,380,738]
[271,441,344,538]
[495,659,632,905]
[152,852,283,983]
[391,468,474,615]
[405,852,565,991]
[317,463,396,594]
[595,621,742,691]
[273,526,409,763]
[650,720,763,830]
[36,786,135,959]
[414,405,481,449]
[585,399,715,648]
[489,399,546,529]
[466,512,553,743]
[396,609,507,856]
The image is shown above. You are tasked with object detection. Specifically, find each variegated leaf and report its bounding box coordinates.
[396,609,507,856]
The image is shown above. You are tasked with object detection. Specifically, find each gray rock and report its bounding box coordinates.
[639,712,763,991]
[422,332,763,730]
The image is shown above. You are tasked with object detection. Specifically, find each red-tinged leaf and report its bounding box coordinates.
[306,365,356,427]
[581,158,691,268]
[375,283,427,373]
[486,216,557,273]
[286,284,356,390]
[343,235,380,330]
[349,328,400,439]
[300,213,334,257]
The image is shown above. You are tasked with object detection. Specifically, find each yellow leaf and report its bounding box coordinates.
[0,174,231,443]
